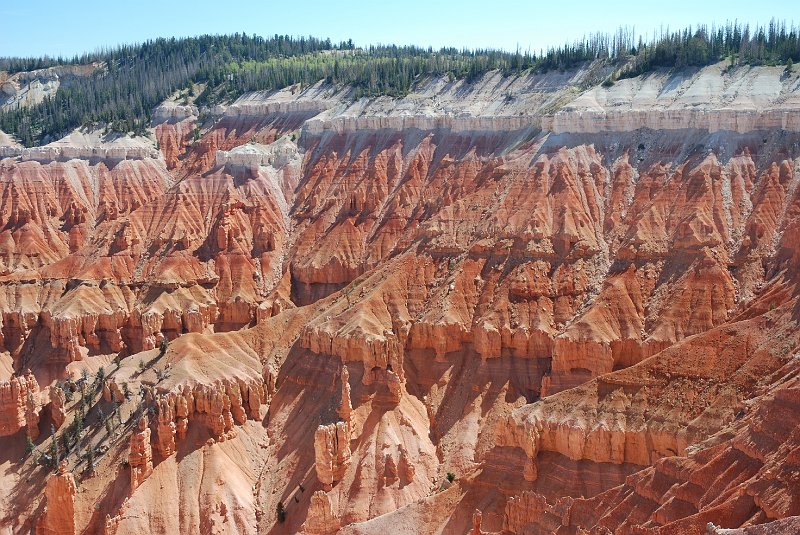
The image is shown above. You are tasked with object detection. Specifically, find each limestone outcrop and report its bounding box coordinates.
[304,115,537,135]
[542,109,800,134]
[223,99,331,118]
[151,102,198,123]
[0,145,160,161]
[543,63,800,134]
[0,63,97,112]
[215,137,299,172]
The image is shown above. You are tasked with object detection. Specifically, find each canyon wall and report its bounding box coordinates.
[0,63,798,535]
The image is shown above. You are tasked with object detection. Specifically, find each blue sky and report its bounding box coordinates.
[0,0,796,58]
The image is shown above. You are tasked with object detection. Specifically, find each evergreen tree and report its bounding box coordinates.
[277,502,286,523]
[86,445,95,474]
[2,21,799,146]
[48,424,59,471]
[106,418,113,436]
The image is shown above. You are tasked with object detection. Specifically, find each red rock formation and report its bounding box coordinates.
[302,491,341,534]
[557,369,800,533]
[102,379,125,404]
[398,444,415,482]
[48,385,67,430]
[0,370,40,437]
[314,421,351,489]
[154,395,177,457]
[152,103,197,170]
[129,415,154,493]
[338,365,352,422]
[0,132,295,366]
[472,509,484,534]
[25,388,40,440]
[149,376,269,443]
[37,461,76,535]
[495,288,800,533]
[503,492,573,533]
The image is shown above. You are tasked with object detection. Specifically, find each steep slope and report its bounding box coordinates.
[0,63,798,535]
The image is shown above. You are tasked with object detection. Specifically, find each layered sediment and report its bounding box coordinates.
[543,108,800,134]
[1,62,799,535]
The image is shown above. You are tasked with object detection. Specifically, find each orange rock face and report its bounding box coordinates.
[303,490,342,534]
[2,68,800,534]
[0,369,40,437]
[37,461,76,535]
[48,385,66,430]
[314,421,352,489]
[128,415,154,493]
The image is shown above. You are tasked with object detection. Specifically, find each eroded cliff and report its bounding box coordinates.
[0,62,799,535]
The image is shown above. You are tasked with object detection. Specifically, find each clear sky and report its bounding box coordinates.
[0,0,796,58]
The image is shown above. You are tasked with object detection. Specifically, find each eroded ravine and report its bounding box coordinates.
[0,64,799,534]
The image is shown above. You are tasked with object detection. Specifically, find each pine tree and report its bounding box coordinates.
[48,425,59,471]
[2,23,799,145]
[86,446,95,474]
[24,435,35,458]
